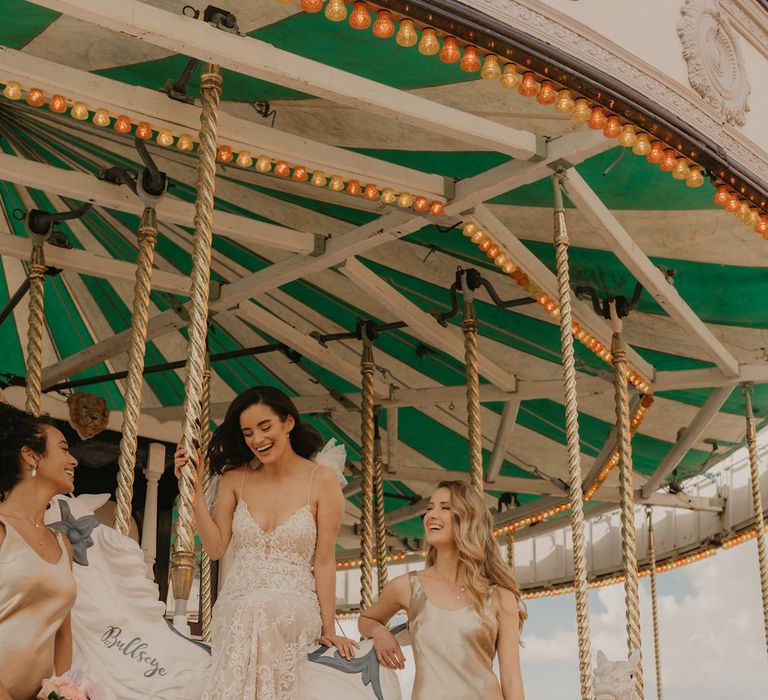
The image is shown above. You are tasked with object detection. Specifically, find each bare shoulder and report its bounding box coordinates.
[389,572,412,595]
[494,586,522,614]
[313,463,341,490]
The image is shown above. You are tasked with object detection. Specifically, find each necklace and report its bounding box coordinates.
[1,511,46,546]
[433,566,466,600]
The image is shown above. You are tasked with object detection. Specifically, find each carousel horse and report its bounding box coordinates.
[46,493,403,700]
[593,650,641,700]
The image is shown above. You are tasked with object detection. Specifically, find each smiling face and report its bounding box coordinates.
[33,425,78,494]
[239,402,295,465]
[423,486,456,546]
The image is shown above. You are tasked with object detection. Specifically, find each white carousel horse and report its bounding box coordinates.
[594,650,641,700]
[46,492,404,700]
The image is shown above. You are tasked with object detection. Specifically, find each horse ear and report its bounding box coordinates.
[596,650,608,666]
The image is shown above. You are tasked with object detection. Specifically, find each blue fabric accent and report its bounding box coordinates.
[48,500,100,566]
[307,644,385,699]
[164,619,212,655]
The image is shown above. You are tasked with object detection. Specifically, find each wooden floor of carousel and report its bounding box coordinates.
[45,494,403,700]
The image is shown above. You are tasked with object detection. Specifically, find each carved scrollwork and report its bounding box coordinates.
[678,0,751,126]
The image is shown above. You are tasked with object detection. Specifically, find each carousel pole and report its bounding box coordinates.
[462,273,484,495]
[199,353,213,642]
[741,383,768,655]
[171,64,222,629]
[552,171,594,700]
[359,329,376,611]
[646,507,663,700]
[611,305,643,698]
[114,207,159,535]
[506,530,515,569]
[24,241,46,416]
[373,413,389,592]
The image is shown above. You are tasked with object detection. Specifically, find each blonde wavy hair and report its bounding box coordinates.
[424,480,527,630]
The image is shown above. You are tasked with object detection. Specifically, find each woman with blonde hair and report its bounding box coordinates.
[359,480,526,700]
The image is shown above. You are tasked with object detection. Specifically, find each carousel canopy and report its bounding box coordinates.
[1,0,767,555]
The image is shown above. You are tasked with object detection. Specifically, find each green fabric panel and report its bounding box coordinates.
[518,399,607,456]
[490,147,718,211]
[350,150,511,179]
[657,385,768,423]
[523,240,768,328]
[0,257,26,376]
[0,1,58,49]
[632,348,714,372]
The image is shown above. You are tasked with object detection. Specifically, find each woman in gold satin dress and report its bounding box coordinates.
[0,403,77,700]
[359,480,526,700]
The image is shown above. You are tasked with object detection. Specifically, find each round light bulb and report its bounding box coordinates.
[571,98,591,123]
[672,158,690,180]
[2,81,22,100]
[292,165,308,182]
[92,108,110,127]
[176,134,194,152]
[274,161,290,177]
[462,222,477,237]
[518,72,539,97]
[713,185,730,206]
[329,175,345,191]
[603,115,622,138]
[71,101,90,121]
[255,155,272,173]
[755,216,768,236]
[372,10,395,38]
[26,88,45,107]
[746,207,761,226]
[300,0,322,12]
[156,129,174,147]
[346,179,362,196]
[363,184,379,200]
[500,64,521,89]
[536,81,556,105]
[324,0,347,21]
[724,195,740,213]
[470,229,485,245]
[617,124,638,147]
[397,192,414,208]
[632,132,652,156]
[428,201,445,217]
[587,106,607,130]
[554,89,575,114]
[236,150,253,168]
[49,95,67,114]
[686,165,704,188]
[216,145,233,162]
[418,28,440,56]
[396,20,418,47]
[349,2,371,30]
[440,36,461,64]
[381,188,396,204]
[135,122,153,140]
[480,54,501,80]
[413,196,429,213]
[311,171,327,187]
[646,141,665,163]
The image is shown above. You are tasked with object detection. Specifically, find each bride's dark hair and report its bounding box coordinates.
[208,386,323,475]
[0,403,51,500]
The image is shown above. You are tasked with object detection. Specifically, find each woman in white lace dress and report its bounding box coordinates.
[174,387,358,699]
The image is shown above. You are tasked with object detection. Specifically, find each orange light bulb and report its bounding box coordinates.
[372,10,395,38]
[617,124,637,147]
[346,179,362,196]
[536,81,556,105]
[480,54,501,80]
[462,222,477,237]
[571,98,591,123]
[255,156,272,173]
[324,0,347,21]
[349,2,371,30]
[396,19,418,47]
[755,216,768,236]
[292,165,308,182]
[216,145,233,162]
[176,134,194,152]
[49,95,67,113]
[724,195,740,213]
[554,89,575,114]
[114,115,132,133]
[587,106,607,130]
[602,115,622,138]
[311,171,327,187]
[71,101,90,121]
[632,132,652,156]
[518,72,539,97]
[646,140,665,163]
[413,196,429,213]
[500,64,521,89]
[300,0,322,12]
[418,28,440,56]
[135,122,153,140]
[713,185,730,206]
[428,200,445,217]
[26,88,44,107]
[274,161,291,177]
[440,36,461,64]
[363,183,379,200]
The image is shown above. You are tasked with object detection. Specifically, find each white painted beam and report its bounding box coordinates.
[641,385,733,498]
[0,45,445,198]
[654,365,767,391]
[470,204,656,381]
[235,300,390,397]
[0,152,315,254]
[565,169,740,377]
[385,466,563,496]
[28,0,539,159]
[0,231,190,295]
[340,256,517,392]
[485,400,521,482]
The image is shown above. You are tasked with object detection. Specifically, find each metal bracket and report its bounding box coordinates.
[203,5,239,33]
[442,176,456,201]
[527,134,548,163]
[547,157,574,173]
[310,234,328,257]
[26,202,93,241]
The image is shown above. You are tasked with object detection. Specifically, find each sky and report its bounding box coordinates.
[341,541,768,698]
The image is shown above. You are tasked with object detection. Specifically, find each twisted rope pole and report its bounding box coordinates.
[611,312,643,698]
[506,530,515,569]
[646,507,663,700]
[199,353,213,642]
[171,65,222,624]
[25,243,46,415]
[552,172,593,700]
[373,415,389,592]
[742,383,768,655]
[359,334,376,611]
[462,282,483,494]
[114,207,158,536]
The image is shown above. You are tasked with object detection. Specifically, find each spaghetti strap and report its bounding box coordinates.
[306,465,319,506]
[238,466,248,501]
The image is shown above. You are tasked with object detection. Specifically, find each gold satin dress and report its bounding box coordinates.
[408,572,503,700]
[0,516,76,700]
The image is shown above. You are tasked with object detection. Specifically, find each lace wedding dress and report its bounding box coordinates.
[202,441,345,700]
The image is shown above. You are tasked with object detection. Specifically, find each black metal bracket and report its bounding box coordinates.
[99,138,168,206]
[253,100,277,128]
[203,4,239,32]
[162,57,199,104]
[574,280,644,320]
[26,201,93,238]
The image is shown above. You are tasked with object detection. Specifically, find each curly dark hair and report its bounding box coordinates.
[0,403,52,500]
[208,386,323,475]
